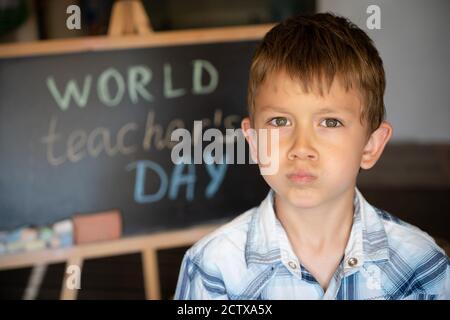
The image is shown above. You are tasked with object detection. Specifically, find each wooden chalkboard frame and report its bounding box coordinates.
[0,8,273,298]
[0,24,273,59]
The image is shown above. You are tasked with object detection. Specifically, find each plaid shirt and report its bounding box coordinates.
[175,188,450,300]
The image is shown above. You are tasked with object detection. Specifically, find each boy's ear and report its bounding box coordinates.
[241,117,258,163]
[360,121,393,170]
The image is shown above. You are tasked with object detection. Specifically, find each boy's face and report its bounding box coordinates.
[242,70,392,209]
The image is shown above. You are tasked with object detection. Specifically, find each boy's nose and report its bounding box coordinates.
[287,130,319,161]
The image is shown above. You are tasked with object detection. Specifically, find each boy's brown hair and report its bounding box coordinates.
[247,13,386,134]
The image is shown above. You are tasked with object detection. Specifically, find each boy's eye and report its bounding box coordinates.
[320,118,343,128]
[268,117,291,127]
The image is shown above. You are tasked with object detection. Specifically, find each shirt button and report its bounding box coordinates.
[288,261,297,269]
[347,257,358,267]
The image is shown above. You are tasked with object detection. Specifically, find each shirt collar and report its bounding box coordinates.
[244,187,390,270]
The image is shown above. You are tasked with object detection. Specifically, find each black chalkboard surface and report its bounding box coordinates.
[0,40,269,235]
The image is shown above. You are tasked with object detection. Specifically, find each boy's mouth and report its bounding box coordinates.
[287,170,317,184]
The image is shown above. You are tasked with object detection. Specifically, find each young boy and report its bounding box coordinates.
[174,13,449,300]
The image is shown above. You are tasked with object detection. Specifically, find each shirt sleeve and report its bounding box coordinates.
[174,250,229,300]
[437,259,450,300]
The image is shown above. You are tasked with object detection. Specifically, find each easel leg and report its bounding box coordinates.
[60,256,83,300]
[142,248,161,300]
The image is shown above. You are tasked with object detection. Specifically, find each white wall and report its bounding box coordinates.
[318,0,450,142]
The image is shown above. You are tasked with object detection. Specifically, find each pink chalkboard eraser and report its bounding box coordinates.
[73,209,122,244]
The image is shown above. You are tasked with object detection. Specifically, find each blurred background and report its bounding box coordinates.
[0,0,448,300]
[3,0,449,141]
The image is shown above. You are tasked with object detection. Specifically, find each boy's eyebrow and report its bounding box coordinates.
[259,105,291,113]
[314,107,352,114]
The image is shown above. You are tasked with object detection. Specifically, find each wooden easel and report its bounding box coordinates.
[0,0,274,300]
[108,0,153,36]
[0,1,209,301]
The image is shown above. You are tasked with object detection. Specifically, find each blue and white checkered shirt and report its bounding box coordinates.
[175,188,450,300]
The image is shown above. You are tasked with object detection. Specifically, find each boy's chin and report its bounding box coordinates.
[278,188,323,209]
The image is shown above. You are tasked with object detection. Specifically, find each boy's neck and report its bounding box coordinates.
[274,187,355,251]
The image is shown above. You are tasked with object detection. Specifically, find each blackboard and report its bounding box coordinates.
[0,39,269,235]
